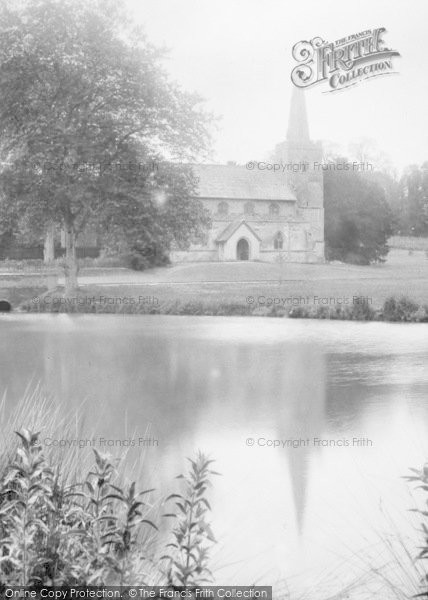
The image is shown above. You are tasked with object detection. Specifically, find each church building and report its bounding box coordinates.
[171,88,325,263]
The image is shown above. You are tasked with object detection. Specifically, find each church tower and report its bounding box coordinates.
[287,86,310,145]
[273,87,325,261]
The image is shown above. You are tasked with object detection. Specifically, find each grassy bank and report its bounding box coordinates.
[3,253,428,320]
[16,286,428,322]
[0,273,48,305]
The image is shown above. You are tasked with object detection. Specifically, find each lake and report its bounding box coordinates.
[1,314,427,598]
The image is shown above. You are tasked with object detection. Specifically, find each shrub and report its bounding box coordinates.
[125,246,170,271]
[126,251,153,271]
[382,296,420,321]
[288,306,311,319]
[314,306,331,319]
[77,255,128,269]
[346,298,376,321]
[266,305,288,318]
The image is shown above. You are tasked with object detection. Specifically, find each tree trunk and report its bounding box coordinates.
[64,226,79,294]
[44,223,55,263]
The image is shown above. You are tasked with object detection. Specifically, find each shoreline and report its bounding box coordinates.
[13,288,428,322]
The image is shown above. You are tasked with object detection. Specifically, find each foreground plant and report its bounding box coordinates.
[0,430,157,585]
[163,452,218,586]
[62,449,157,585]
[0,429,54,585]
[404,463,428,597]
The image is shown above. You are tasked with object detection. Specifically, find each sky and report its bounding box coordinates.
[126,0,428,172]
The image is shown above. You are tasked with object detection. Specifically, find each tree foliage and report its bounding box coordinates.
[0,0,212,288]
[324,157,393,264]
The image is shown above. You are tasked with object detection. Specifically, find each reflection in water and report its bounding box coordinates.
[281,349,326,533]
[0,315,428,595]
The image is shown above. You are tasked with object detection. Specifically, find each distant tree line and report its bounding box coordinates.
[391,163,428,236]
[323,151,428,264]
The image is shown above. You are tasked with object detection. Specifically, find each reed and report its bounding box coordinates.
[403,464,428,597]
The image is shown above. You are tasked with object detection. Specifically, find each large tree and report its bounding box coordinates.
[0,0,211,291]
[324,158,393,264]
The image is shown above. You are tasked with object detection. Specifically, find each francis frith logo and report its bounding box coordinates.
[291,28,400,92]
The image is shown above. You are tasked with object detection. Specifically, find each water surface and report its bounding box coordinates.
[1,314,427,596]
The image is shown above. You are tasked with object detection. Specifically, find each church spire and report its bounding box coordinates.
[287,87,310,142]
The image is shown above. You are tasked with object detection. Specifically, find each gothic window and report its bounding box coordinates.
[218,201,229,215]
[244,201,255,216]
[269,202,280,217]
[274,231,284,250]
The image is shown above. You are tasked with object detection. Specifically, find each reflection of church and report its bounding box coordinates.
[171,88,324,263]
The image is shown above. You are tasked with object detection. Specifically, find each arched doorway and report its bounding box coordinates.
[237,238,250,260]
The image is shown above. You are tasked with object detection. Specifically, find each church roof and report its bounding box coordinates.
[215,220,262,243]
[192,164,296,201]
